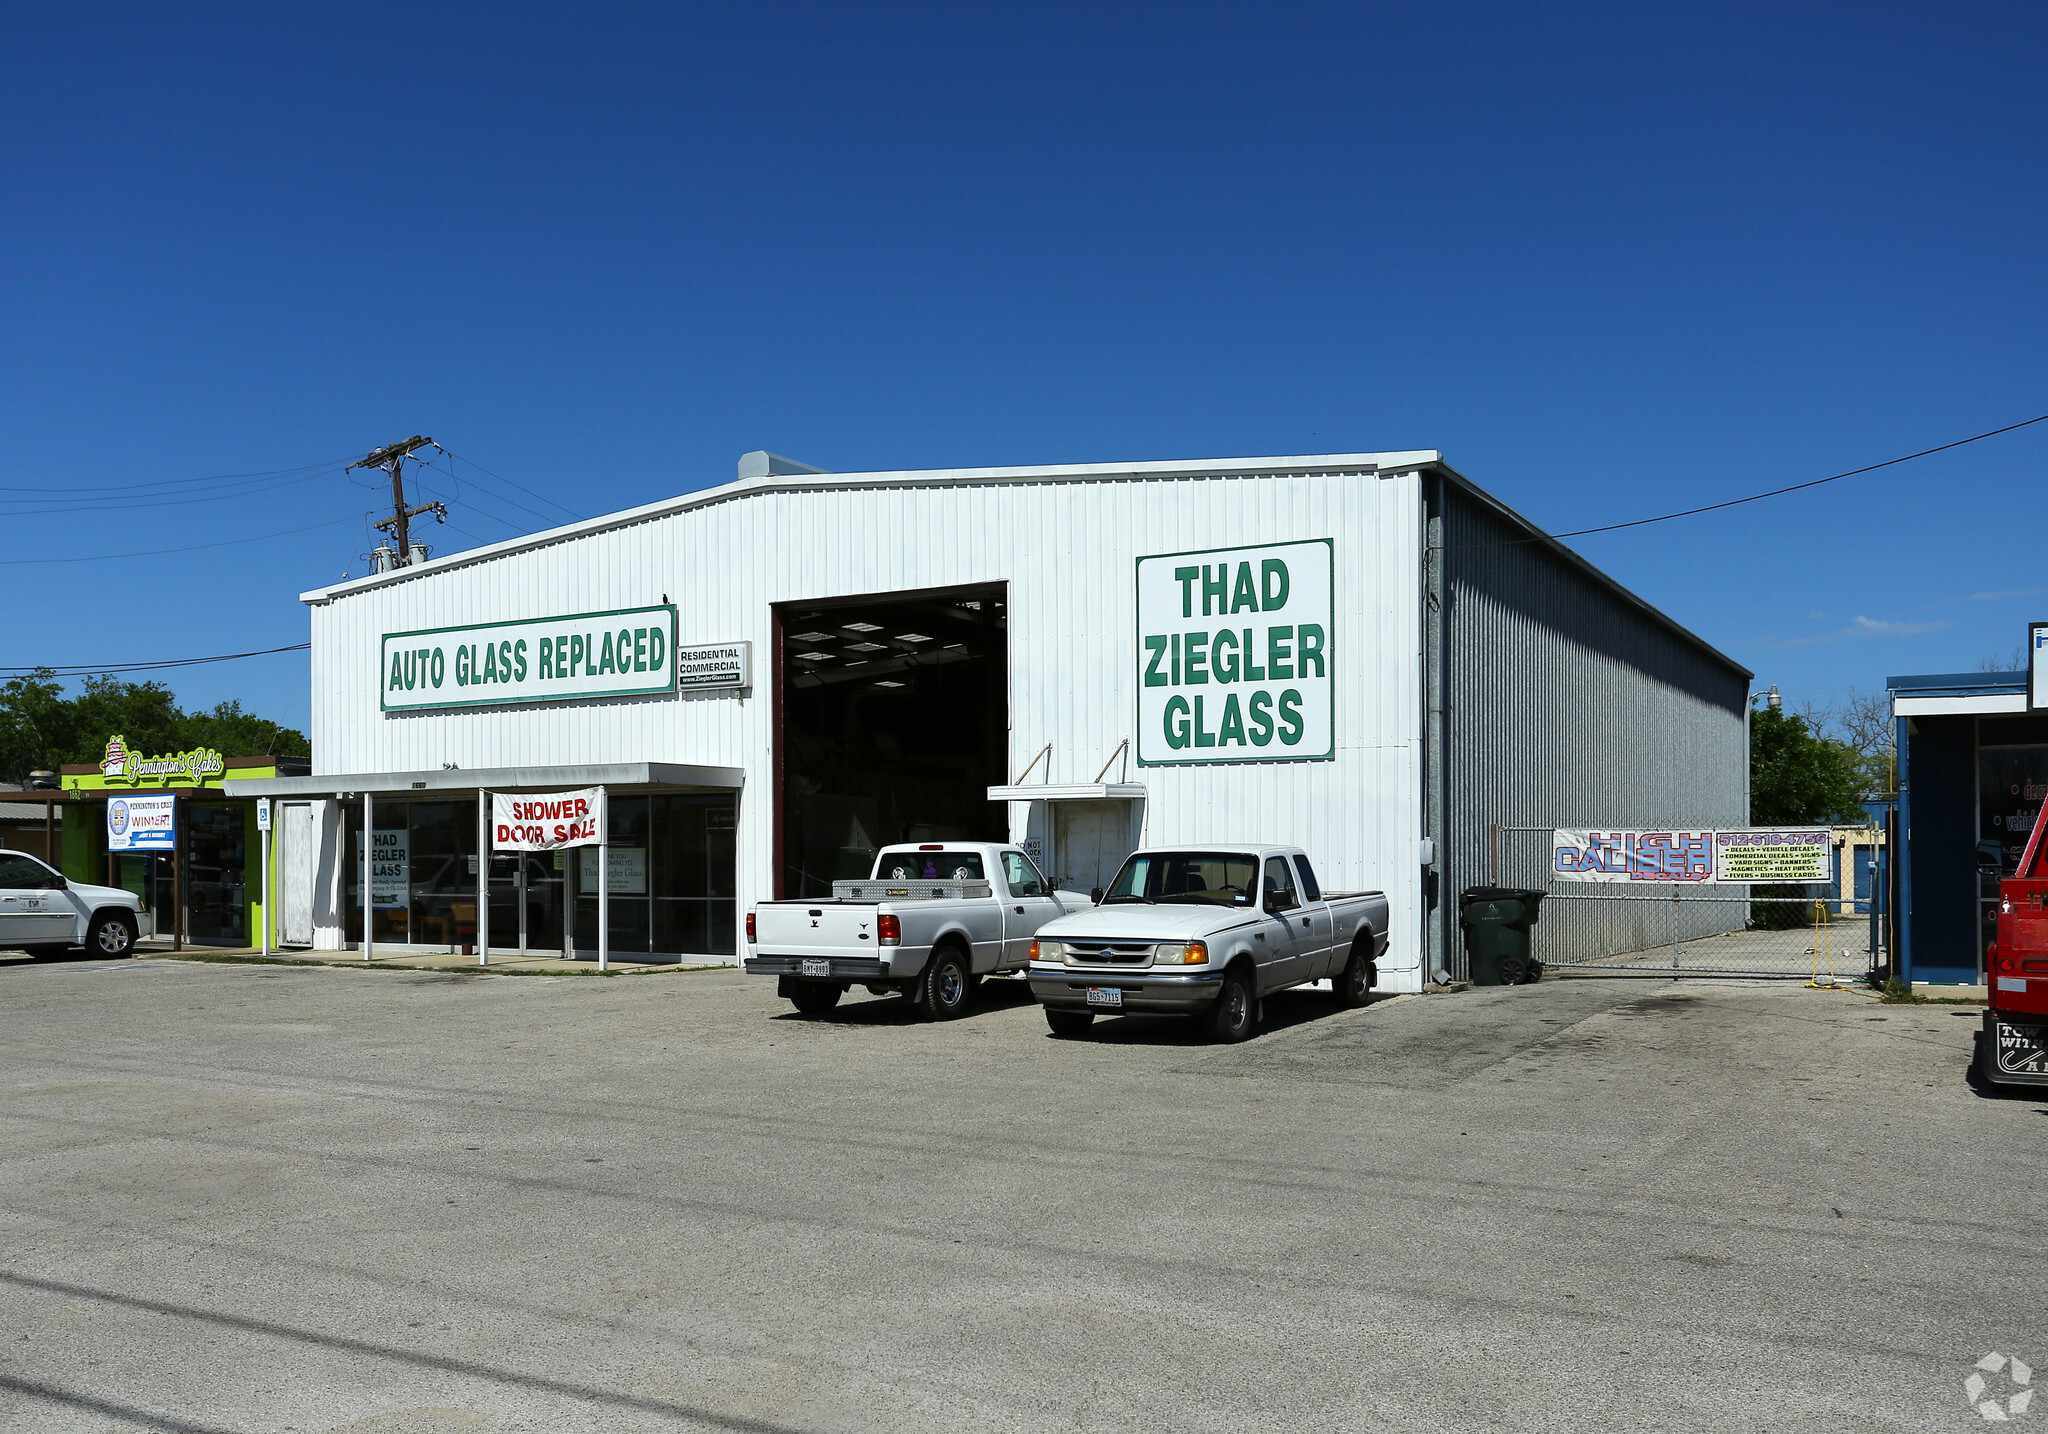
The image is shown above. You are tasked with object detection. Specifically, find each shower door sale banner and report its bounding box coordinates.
[1551,828,1831,884]
[380,604,678,712]
[1136,538,1334,766]
[493,788,607,851]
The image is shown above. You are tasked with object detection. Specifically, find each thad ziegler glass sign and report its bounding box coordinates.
[1136,539,1334,765]
[381,604,688,712]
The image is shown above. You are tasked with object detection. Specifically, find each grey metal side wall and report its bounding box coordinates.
[1431,482,1749,977]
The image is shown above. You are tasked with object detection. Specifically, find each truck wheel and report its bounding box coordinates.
[88,912,137,959]
[1045,1007,1094,1037]
[1204,967,1256,1043]
[915,947,972,1021]
[787,981,842,1016]
[1334,940,1375,1007]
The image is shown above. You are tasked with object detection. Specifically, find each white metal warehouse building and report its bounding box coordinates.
[230,449,1751,989]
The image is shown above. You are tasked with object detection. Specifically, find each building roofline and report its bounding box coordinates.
[298,451,1438,604]
[1428,461,1754,682]
[1887,669,2025,695]
[293,447,1749,688]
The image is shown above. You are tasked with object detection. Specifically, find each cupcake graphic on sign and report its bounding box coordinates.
[100,737,130,780]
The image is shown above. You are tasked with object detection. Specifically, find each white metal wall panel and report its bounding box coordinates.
[304,460,1429,979]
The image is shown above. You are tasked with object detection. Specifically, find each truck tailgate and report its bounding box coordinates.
[752,901,889,960]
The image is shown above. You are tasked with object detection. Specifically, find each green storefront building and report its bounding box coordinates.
[61,736,308,946]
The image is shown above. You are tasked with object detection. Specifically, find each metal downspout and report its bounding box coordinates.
[1423,471,1451,983]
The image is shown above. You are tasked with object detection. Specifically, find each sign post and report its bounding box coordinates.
[491,786,608,968]
[476,790,490,967]
[256,798,272,957]
[363,792,373,961]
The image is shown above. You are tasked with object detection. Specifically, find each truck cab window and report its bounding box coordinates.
[878,850,985,882]
[1292,856,1322,902]
[1001,851,1047,897]
[1263,856,1298,912]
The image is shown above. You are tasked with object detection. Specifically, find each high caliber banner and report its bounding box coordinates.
[1551,828,1832,884]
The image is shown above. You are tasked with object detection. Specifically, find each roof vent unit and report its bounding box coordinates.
[738,451,829,479]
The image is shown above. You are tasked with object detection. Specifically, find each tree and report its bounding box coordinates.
[1750,704,1867,825]
[0,668,308,785]
[1811,689,1897,797]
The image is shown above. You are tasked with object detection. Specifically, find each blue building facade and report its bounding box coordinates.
[1890,669,2048,985]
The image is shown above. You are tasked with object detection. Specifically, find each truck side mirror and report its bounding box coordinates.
[1090,888,1104,906]
[1268,889,1297,913]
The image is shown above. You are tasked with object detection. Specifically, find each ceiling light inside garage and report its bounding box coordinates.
[845,641,886,652]
[796,651,834,662]
[893,633,930,643]
[789,631,835,643]
[843,622,883,633]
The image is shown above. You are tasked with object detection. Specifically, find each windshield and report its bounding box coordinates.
[1103,852,1258,907]
[874,850,986,882]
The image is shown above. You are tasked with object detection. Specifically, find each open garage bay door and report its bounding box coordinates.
[775,584,1008,898]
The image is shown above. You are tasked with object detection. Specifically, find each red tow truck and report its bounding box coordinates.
[1983,800,2048,1088]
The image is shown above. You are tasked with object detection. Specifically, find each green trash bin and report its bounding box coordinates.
[1459,886,1546,986]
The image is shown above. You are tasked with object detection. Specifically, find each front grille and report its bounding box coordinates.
[1065,942,1153,965]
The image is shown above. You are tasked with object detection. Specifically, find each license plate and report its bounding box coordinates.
[1086,987,1123,1008]
[1997,1020,2048,1076]
[801,959,831,978]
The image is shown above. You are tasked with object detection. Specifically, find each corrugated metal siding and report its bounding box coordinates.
[1435,482,1749,977]
[309,466,1429,979]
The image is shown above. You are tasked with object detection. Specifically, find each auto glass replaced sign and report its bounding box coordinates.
[381,605,678,712]
[1136,539,1334,765]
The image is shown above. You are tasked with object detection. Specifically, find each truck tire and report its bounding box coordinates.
[787,981,842,1016]
[88,912,137,959]
[1204,966,1256,1043]
[915,946,973,1021]
[1045,1007,1094,1037]
[1334,938,1375,1007]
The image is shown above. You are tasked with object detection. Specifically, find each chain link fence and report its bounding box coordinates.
[1494,827,1876,980]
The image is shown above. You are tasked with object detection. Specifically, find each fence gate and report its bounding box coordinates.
[1496,827,1876,981]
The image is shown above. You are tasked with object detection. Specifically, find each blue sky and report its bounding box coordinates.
[4,2,2043,736]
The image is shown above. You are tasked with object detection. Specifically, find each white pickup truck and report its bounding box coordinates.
[0,849,144,958]
[1028,845,1388,1042]
[745,843,1089,1019]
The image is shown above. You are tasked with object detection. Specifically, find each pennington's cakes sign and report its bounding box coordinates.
[97,735,227,786]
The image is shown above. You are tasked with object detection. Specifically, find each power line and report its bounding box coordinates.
[0,466,344,517]
[1539,411,2048,541]
[0,456,354,497]
[0,643,311,678]
[0,514,360,565]
[439,447,584,522]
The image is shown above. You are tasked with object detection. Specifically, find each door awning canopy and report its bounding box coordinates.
[986,783,1145,802]
[223,761,744,799]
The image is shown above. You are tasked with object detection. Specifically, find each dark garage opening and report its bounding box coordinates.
[775,584,1008,897]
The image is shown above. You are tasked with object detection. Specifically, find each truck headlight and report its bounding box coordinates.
[1153,941,1207,965]
[1033,941,1064,962]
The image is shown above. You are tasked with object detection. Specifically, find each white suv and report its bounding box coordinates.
[0,851,144,958]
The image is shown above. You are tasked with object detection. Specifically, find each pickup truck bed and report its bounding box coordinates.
[746,844,1084,1020]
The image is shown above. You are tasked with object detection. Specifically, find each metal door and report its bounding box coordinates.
[280,802,317,947]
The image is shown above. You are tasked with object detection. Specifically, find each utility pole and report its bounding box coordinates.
[349,435,445,567]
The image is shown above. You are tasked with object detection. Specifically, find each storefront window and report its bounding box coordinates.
[576,793,736,957]
[185,804,248,942]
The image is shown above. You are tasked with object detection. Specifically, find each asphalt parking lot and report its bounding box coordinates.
[0,956,2039,1433]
